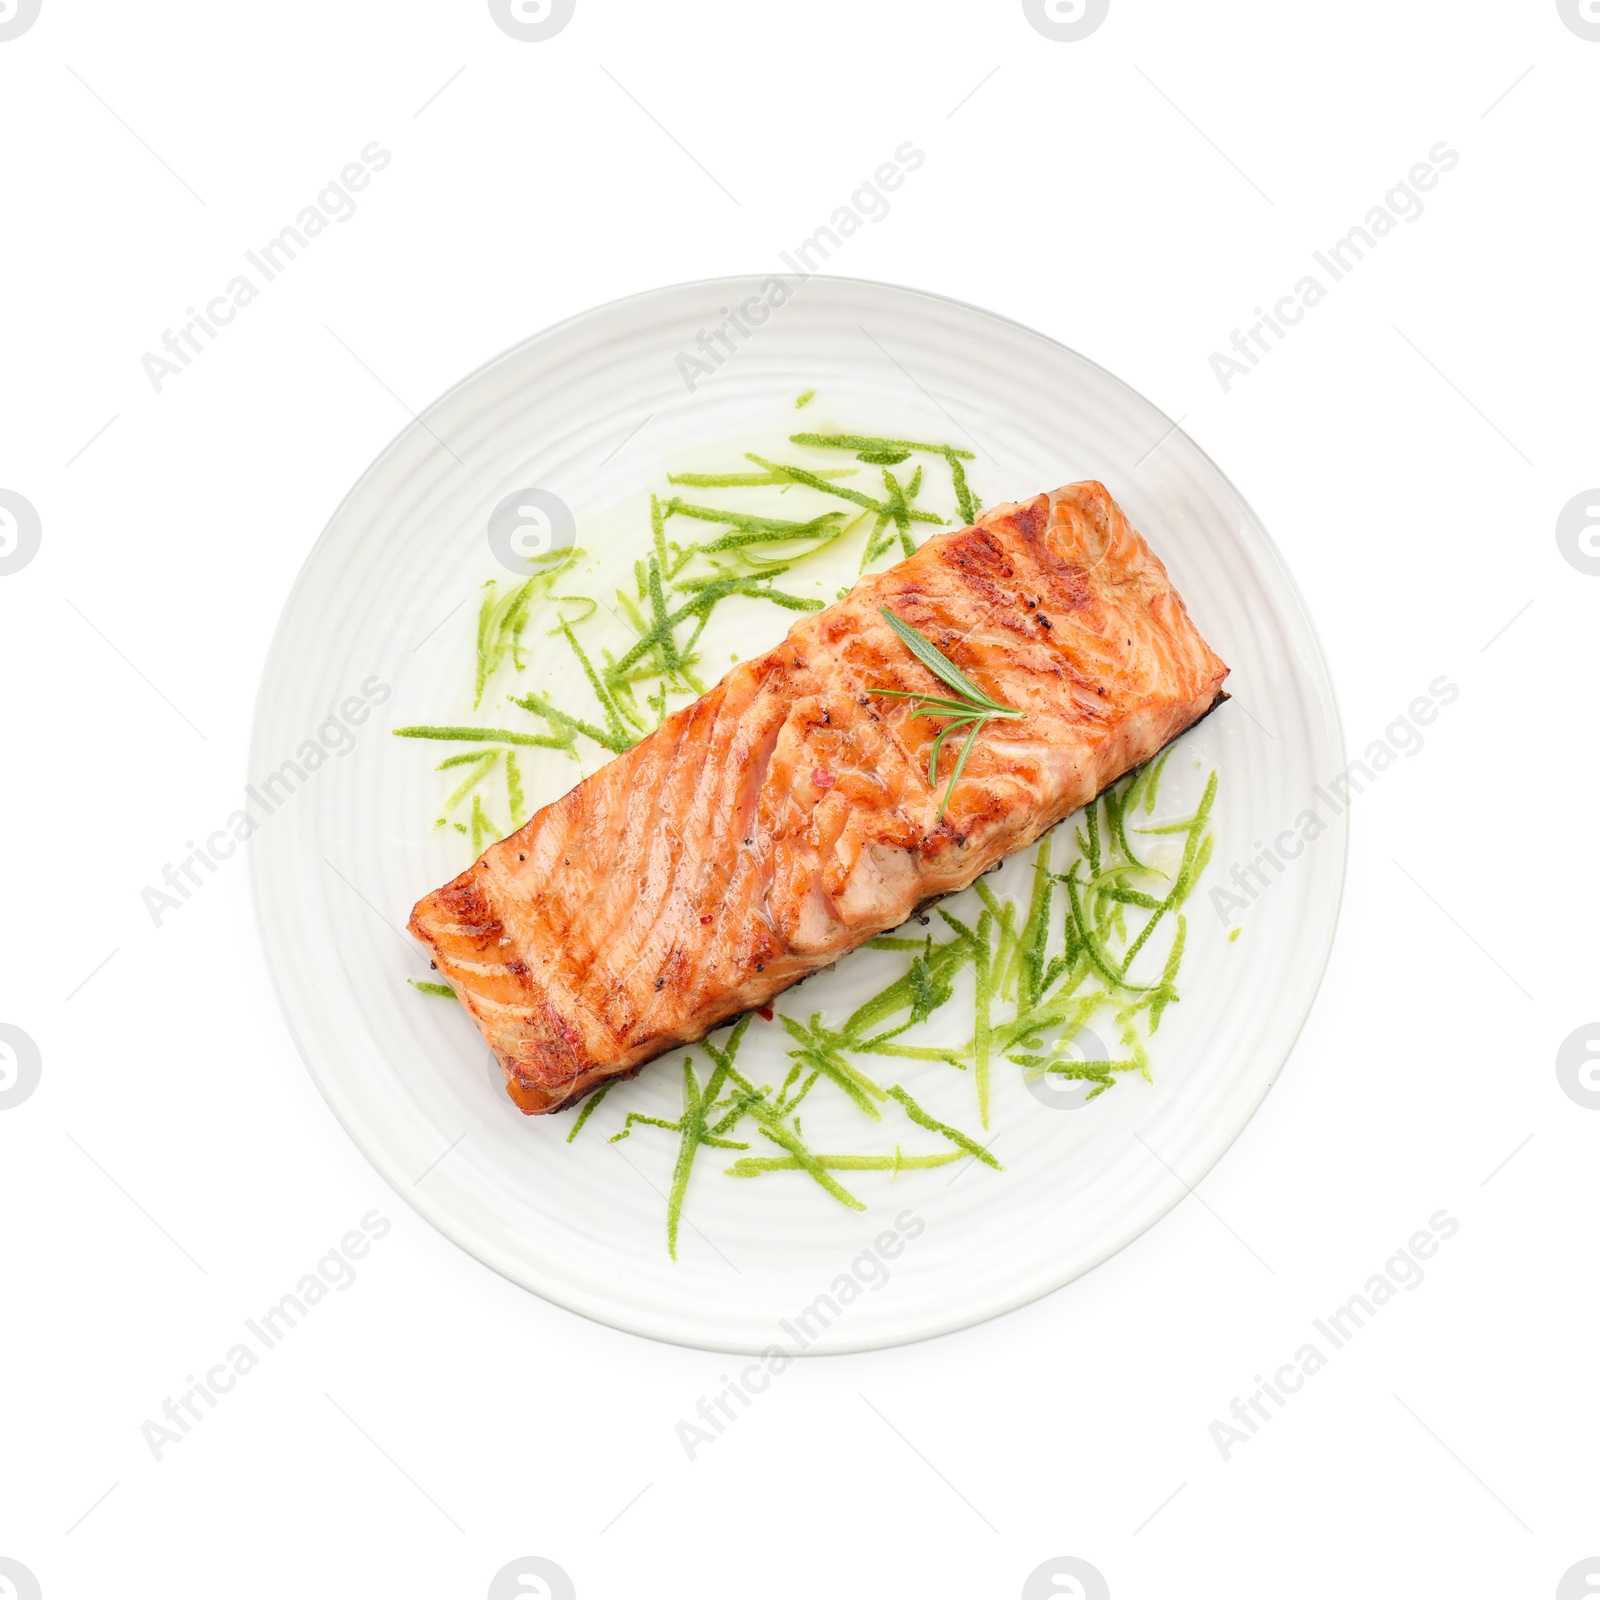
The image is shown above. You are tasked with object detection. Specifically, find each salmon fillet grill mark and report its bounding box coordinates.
[408,480,1230,1113]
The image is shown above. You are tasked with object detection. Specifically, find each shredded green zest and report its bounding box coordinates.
[779,1014,889,1120]
[744,454,945,525]
[469,794,496,855]
[667,466,854,487]
[603,759,1216,1244]
[505,750,526,830]
[887,1085,1002,1168]
[481,441,979,797]
[395,410,1219,1258]
[727,1149,963,1176]
[417,735,1214,1251]
[393,725,565,746]
[472,550,590,708]
[399,422,992,847]
[790,432,975,461]
[566,1084,610,1142]
[946,449,982,525]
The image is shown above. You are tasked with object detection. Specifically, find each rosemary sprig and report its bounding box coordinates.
[869,607,1024,823]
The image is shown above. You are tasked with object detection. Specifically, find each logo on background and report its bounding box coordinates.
[0,1025,42,1111]
[1556,489,1600,575]
[0,1557,43,1600]
[1024,1027,1110,1111]
[487,487,576,574]
[1022,1556,1110,1600]
[1022,0,1109,41]
[1556,1556,1600,1599]
[1556,1024,1600,1109]
[0,490,41,576]
[488,0,575,42]
[0,0,42,43]
[488,1556,576,1600]
[1556,0,1600,42]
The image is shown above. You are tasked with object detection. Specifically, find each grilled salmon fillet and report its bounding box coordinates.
[409,481,1228,1113]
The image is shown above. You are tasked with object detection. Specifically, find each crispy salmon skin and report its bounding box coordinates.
[409,481,1228,1113]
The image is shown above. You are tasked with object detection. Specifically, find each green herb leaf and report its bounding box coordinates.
[875,608,1020,715]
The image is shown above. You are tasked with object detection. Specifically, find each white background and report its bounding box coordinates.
[2,2,1597,1597]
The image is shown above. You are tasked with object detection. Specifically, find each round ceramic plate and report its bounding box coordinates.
[250,276,1344,1354]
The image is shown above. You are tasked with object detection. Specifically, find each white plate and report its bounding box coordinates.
[250,276,1344,1354]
